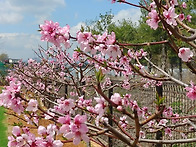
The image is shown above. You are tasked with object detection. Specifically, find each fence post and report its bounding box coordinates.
[81,81,86,96]
[65,84,68,99]
[155,84,163,147]
[108,82,113,147]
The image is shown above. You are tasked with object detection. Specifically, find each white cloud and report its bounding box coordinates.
[0,13,23,24]
[70,22,86,35]
[0,21,85,60]
[113,8,141,25]
[0,0,65,24]
[0,33,46,60]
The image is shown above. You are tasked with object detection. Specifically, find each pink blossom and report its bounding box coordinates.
[102,77,112,88]
[187,15,192,22]
[74,114,87,127]
[8,136,17,147]
[106,32,116,45]
[172,113,180,123]
[94,97,106,117]
[77,31,92,44]
[38,126,47,136]
[158,119,168,126]
[122,80,130,90]
[96,32,107,42]
[58,115,71,124]
[137,108,144,117]
[46,124,58,137]
[26,99,38,112]
[170,0,178,6]
[119,56,129,66]
[146,9,160,30]
[72,51,80,61]
[163,107,173,117]
[178,47,193,62]
[122,94,130,106]
[106,44,121,59]
[60,124,70,135]
[178,13,185,21]
[150,2,156,9]
[40,20,70,47]
[59,25,70,40]
[70,91,76,97]
[44,136,63,147]
[130,100,139,111]
[182,2,187,9]
[40,20,60,40]
[139,131,146,138]
[12,126,21,137]
[163,6,178,26]
[81,43,97,54]
[148,120,156,128]
[58,116,71,135]
[63,99,74,111]
[65,114,89,145]
[65,130,89,145]
[10,98,24,114]
[38,124,57,137]
[185,81,196,100]
[28,58,35,65]
[16,136,26,146]
[53,140,63,147]
[111,93,122,105]
[55,98,74,113]
[119,116,128,129]
[117,106,123,111]
[165,127,172,137]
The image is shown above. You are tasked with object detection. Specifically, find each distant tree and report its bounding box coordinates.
[108,19,137,43]
[85,10,114,34]
[0,53,8,62]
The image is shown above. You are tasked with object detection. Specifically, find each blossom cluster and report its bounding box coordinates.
[146,1,192,30]
[40,20,70,48]
[185,81,196,100]
[8,125,63,147]
[0,77,24,114]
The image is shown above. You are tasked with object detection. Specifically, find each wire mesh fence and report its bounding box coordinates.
[106,81,196,147]
[58,80,196,147]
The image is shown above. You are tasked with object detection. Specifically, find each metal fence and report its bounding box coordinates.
[60,80,196,146]
[106,81,196,147]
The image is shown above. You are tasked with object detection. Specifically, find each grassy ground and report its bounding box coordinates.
[0,107,8,147]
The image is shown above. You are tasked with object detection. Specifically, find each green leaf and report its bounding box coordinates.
[123,48,128,55]
[95,69,105,82]
[80,25,84,32]
[155,92,165,105]
[75,47,81,52]
[158,97,165,104]
[13,122,23,127]
[103,61,107,68]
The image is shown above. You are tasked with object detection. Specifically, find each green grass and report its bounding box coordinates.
[0,106,8,147]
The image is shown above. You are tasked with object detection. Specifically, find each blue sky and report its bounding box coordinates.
[0,0,140,60]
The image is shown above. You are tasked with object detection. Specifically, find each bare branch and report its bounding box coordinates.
[144,57,188,87]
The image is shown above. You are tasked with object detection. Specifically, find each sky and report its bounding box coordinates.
[0,0,141,60]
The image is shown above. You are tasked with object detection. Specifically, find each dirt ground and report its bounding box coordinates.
[5,110,100,147]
